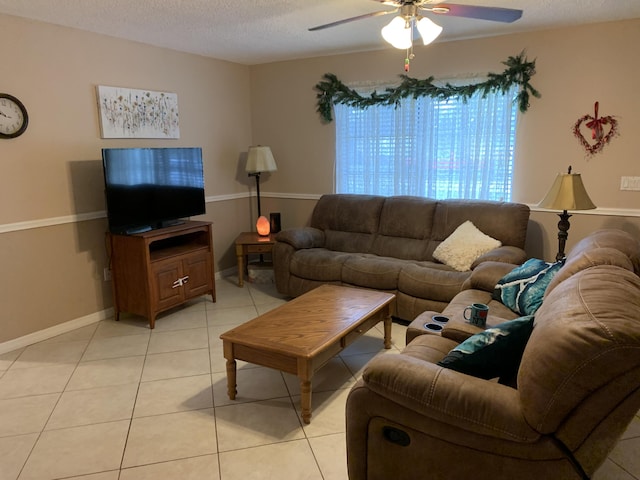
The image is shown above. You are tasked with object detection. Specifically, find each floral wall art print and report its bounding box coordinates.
[96,85,180,139]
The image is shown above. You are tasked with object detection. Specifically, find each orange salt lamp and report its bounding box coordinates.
[256,215,270,236]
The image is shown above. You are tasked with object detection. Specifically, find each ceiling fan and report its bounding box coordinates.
[309,1,523,33]
[309,1,523,70]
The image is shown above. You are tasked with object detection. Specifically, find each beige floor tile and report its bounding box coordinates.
[216,397,305,452]
[205,284,254,311]
[209,345,257,374]
[119,454,220,480]
[151,306,208,332]
[66,355,144,390]
[255,300,288,315]
[0,433,38,480]
[340,330,389,356]
[11,340,88,369]
[0,364,75,399]
[607,436,640,478]
[593,458,637,480]
[282,357,356,395]
[0,349,23,372]
[39,324,98,345]
[82,333,149,362]
[141,348,210,382]
[65,472,120,480]
[386,321,409,349]
[46,383,138,430]
[247,282,288,305]
[621,415,640,440]
[122,409,217,468]
[0,393,59,436]
[219,439,323,480]
[309,433,349,480]
[19,420,129,480]
[94,318,151,338]
[147,327,209,354]
[340,348,399,379]
[134,374,213,417]
[206,305,259,330]
[212,366,289,406]
[294,388,351,437]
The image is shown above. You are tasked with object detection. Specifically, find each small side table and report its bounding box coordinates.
[234,232,275,287]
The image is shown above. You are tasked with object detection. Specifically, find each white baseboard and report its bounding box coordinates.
[0,308,113,355]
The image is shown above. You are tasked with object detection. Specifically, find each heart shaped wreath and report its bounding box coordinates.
[573,102,618,155]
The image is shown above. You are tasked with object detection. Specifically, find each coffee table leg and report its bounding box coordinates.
[300,379,312,424]
[383,310,392,349]
[226,358,237,400]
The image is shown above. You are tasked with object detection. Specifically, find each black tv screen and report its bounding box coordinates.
[102,147,205,234]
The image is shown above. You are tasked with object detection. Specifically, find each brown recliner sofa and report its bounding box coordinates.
[273,194,530,321]
[346,229,640,480]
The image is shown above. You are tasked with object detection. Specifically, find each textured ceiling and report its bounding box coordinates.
[1,0,640,65]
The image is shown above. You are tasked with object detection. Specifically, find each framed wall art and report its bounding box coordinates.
[96,85,180,139]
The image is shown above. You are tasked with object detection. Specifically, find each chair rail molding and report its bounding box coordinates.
[1,195,637,234]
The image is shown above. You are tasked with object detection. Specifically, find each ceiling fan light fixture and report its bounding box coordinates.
[381,16,412,49]
[416,16,443,45]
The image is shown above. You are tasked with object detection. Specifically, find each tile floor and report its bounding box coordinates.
[0,277,638,480]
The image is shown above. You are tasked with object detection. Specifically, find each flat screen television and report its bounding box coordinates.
[102,147,205,234]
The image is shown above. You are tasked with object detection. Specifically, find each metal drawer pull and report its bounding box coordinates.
[172,275,190,288]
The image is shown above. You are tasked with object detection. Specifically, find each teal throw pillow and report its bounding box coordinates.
[493,258,564,316]
[437,316,534,381]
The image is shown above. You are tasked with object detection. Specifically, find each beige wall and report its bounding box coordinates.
[0,14,253,344]
[2,13,640,345]
[251,18,640,256]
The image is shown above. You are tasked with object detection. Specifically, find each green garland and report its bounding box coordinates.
[315,51,540,123]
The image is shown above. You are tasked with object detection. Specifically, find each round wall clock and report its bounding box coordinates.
[0,93,29,139]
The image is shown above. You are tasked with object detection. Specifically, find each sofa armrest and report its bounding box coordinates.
[462,261,518,292]
[274,227,325,250]
[471,245,527,268]
[361,354,539,442]
[441,321,485,343]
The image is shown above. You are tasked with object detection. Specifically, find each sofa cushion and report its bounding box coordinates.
[398,263,471,303]
[370,196,436,260]
[493,258,564,316]
[438,316,534,381]
[431,199,530,249]
[433,221,501,271]
[342,255,403,290]
[289,249,352,281]
[310,194,384,234]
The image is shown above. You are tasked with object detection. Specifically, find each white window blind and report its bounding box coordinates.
[335,84,518,201]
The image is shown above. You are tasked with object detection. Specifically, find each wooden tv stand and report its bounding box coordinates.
[108,221,216,329]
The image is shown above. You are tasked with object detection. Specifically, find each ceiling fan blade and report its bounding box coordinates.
[309,9,398,31]
[371,0,402,5]
[424,3,522,23]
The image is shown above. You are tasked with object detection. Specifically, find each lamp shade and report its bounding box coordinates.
[538,172,596,211]
[246,146,277,173]
[381,16,412,49]
[416,17,443,45]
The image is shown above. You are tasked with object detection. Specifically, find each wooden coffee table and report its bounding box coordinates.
[220,284,395,424]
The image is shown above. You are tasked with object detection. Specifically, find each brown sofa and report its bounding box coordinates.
[273,194,530,321]
[346,229,640,480]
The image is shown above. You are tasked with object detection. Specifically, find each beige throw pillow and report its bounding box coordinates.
[433,221,501,271]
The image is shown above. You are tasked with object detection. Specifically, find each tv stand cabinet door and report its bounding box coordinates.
[151,258,186,312]
[182,251,214,299]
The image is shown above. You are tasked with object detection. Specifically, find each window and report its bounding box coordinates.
[335,84,518,201]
